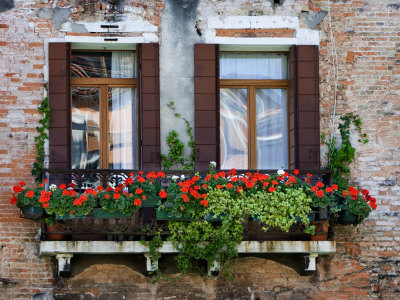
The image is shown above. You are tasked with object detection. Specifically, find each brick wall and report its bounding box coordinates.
[0,0,399,299]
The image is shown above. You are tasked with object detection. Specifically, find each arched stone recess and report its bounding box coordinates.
[53,264,150,299]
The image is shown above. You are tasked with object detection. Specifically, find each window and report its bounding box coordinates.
[70,51,137,169]
[219,52,289,169]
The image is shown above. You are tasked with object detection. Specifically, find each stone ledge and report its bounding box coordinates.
[40,240,336,256]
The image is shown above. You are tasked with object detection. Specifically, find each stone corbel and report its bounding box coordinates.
[304,253,318,271]
[144,253,158,272]
[55,253,73,276]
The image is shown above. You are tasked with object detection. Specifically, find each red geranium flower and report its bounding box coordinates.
[134,198,142,206]
[59,184,67,190]
[97,186,104,191]
[10,197,17,205]
[159,190,168,198]
[331,184,338,191]
[26,191,34,198]
[19,181,25,187]
[136,188,143,195]
[200,199,208,207]
[216,185,223,189]
[316,182,324,188]
[268,186,276,193]
[237,187,244,193]
[42,203,49,208]
[113,193,120,199]
[293,169,299,175]
[157,171,165,178]
[316,190,324,198]
[311,186,318,192]
[13,186,23,193]
[182,194,189,203]
[105,194,110,199]
[226,183,233,189]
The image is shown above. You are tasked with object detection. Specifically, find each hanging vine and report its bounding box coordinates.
[32,97,50,182]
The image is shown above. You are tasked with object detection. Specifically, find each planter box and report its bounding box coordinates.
[156,209,191,221]
[20,206,43,219]
[55,214,86,220]
[92,208,131,219]
[141,197,159,208]
[337,209,358,224]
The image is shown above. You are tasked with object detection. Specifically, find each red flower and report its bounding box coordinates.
[42,203,49,208]
[138,171,144,175]
[216,185,223,189]
[213,174,219,179]
[331,184,338,191]
[181,194,189,203]
[218,171,226,178]
[114,187,121,193]
[10,197,17,205]
[125,177,134,185]
[159,190,168,198]
[202,194,207,198]
[19,181,25,187]
[226,183,233,189]
[26,191,34,198]
[245,181,254,189]
[106,187,113,192]
[237,187,244,193]
[202,184,208,189]
[326,187,333,193]
[113,193,120,199]
[142,195,146,200]
[272,180,278,186]
[200,199,208,207]
[268,186,276,193]
[136,188,143,195]
[105,194,110,199]
[62,189,69,196]
[316,182,324,188]
[316,190,324,198]
[134,198,142,206]
[97,186,104,191]
[129,172,134,177]
[39,183,44,188]
[13,186,23,193]
[137,176,146,183]
[362,189,369,195]
[69,183,75,189]
[293,169,299,176]
[228,169,237,176]
[73,198,82,206]
[205,174,211,182]
[80,195,87,202]
[192,176,200,181]
[369,202,377,210]
[157,171,165,178]
[59,184,67,190]
[307,173,313,178]
[342,191,348,197]
[283,172,289,177]
[311,186,318,192]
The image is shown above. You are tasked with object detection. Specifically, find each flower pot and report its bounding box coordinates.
[92,208,131,218]
[20,206,43,219]
[337,209,358,224]
[46,223,64,240]
[310,221,329,241]
[156,209,191,221]
[316,207,329,221]
[141,197,159,208]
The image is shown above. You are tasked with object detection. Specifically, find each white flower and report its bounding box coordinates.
[171,175,179,181]
[277,169,285,175]
[210,161,217,167]
[180,174,185,180]
[49,184,57,191]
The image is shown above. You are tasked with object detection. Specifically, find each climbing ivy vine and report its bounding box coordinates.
[32,97,50,182]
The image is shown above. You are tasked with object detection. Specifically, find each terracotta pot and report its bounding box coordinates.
[310,221,329,241]
[46,223,64,240]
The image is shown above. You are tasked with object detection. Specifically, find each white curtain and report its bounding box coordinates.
[220,53,288,79]
[111,52,135,78]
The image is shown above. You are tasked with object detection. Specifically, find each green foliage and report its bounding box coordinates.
[322,112,368,189]
[32,98,50,182]
[161,102,195,170]
[140,229,163,274]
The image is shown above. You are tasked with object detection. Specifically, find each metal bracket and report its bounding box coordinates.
[144,253,158,272]
[55,253,73,276]
[207,260,221,276]
[304,253,318,271]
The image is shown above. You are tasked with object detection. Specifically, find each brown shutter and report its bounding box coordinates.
[194,44,219,169]
[289,45,320,170]
[48,42,71,169]
[137,43,161,170]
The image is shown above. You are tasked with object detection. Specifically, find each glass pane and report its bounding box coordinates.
[71,51,135,78]
[108,88,137,169]
[71,87,100,169]
[256,89,288,169]
[220,53,288,79]
[220,88,248,169]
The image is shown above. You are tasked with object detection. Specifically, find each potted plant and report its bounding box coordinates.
[11,181,45,219]
[45,217,63,240]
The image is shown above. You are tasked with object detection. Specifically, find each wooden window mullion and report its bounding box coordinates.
[248,86,257,169]
[100,84,109,169]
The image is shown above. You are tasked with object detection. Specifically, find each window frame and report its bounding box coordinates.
[70,50,138,169]
[219,52,290,169]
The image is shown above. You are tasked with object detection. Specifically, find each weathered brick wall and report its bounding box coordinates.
[0,0,399,299]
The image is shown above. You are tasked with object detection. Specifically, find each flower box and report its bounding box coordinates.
[141,196,159,208]
[156,209,191,221]
[20,206,43,219]
[55,214,87,220]
[92,208,131,219]
[337,209,358,224]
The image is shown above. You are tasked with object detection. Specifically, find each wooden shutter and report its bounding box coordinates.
[48,42,71,169]
[194,44,219,169]
[289,45,320,170]
[137,43,161,170]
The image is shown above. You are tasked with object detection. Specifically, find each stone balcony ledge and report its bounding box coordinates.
[40,240,336,275]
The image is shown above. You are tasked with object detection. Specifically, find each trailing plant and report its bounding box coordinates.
[161,102,195,170]
[32,97,50,182]
[140,229,163,273]
[322,112,368,189]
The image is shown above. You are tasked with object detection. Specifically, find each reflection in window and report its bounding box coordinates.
[71,87,100,169]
